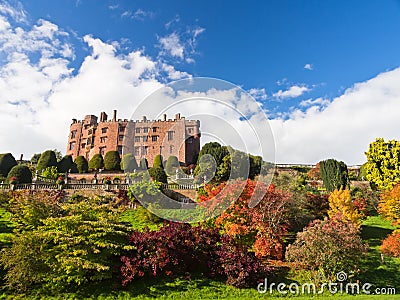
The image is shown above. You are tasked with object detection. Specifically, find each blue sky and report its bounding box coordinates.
[1,0,400,164]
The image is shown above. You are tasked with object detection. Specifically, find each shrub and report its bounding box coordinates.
[120,222,270,288]
[380,229,400,257]
[148,167,168,183]
[88,154,104,171]
[0,153,17,177]
[121,153,138,172]
[37,150,58,173]
[320,159,349,192]
[139,158,148,170]
[41,166,59,180]
[153,154,163,168]
[57,155,75,173]
[104,151,121,171]
[379,183,400,225]
[285,218,369,282]
[74,156,88,174]
[165,156,180,176]
[7,165,32,184]
[328,189,364,226]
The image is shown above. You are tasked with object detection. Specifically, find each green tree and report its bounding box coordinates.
[249,154,262,179]
[74,156,88,174]
[165,156,180,176]
[53,149,63,162]
[104,151,121,171]
[37,150,58,173]
[41,166,59,180]
[319,159,349,192]
[148,167,168,183]
[121,153,138,172]
[57,155,75,173]
[88,154,104,171]
[139,158,148,170]
[364,138,400,190]
[30,153,41,164]
[7,165,32,184]
[0,153,17,177]
[153,154,163,168]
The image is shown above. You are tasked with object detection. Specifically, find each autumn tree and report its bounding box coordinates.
[320,159,349,192]
[364,138,400,190]
[327,189,364,226]
[378,183,400,225]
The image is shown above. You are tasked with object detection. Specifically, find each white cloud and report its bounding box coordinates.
[0,1,27,23]
[273,85,310,99]
[304,63,313,70]
[248,88,267,100]
[299,97,330,107]
[158,32,184,59]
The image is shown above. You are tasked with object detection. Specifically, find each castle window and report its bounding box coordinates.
[117,146,123,155]
[119,126,125,132]
[100,147,106,156]
[170,145,173,154]
[142,146,148,155]
[88,129,93,135]
[119,135,124,141]
[143,127,149,133]
[81,143,86,148]
[100,137,107,143]
[187,137,193,144]
[167,131,174,141]
[87,138,91,145]
[152,127,157,132]
[188,127,193,134]
[135,136,141,142]
[101,127,108,134]
[142,136,148,142]
[71,130,77,138]
[135,127,141,133]
[134,146,140,156]
[69,142,76,150]
[152,136,158,142]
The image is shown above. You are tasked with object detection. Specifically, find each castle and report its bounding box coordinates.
[66,110,200,167]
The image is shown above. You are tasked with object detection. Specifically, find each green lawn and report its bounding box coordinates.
[0,208,399,299]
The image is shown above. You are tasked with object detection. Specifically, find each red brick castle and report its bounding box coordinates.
[66,110,200,167]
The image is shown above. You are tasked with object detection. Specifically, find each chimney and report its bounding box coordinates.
[175,113,181,120]
[100,112,107,122]
[19,154,23,161]
[142,116,147,122]
[113,110,117,121]
[163,114,167,121]
[72,118,77,123]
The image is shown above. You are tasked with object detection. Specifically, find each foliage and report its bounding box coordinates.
[127,180,163,206]
[121,153,138,173]
[53,149,63,162]
[88,154,104,171]
[153,154,163,168]
[120,222,271,288]
[165,155,180,176]
[41,166,60,180]
[216,150,251,181]
[0,193,132,292]
[57,155,76,173]
[139,157,148,170]
[0,153,17,177]
[378,183,400,225]
[358,162,367,180]
[286,218,369,282]
[307,162,321,180]
[319,159,349,192]
[30,153,41,164]
[202,180,291,259]
[104,151,121,171]
[328,189,364,226]
[37,150,58,173]
[74,156,88,174]
[6,165,32,184]
[380,229,400,257]
[148,167,168,184]
[194,142,229,177]
[249,154,262,179]
[364,138,400,190]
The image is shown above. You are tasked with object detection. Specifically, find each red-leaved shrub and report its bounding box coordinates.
[380,230,400,257]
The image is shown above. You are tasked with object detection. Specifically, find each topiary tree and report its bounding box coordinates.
[104,151,121,171]
[148,167,168,183]
[165,156,180,176]
[57,155,75,173]
[121,153,138,173]
[319,159,349,192]
[0,153,17,177]
[37,150,58,173]
[153,154,163,168]
[88,154,104,171]
[7,165,32,184]
[139,158,148,170]
[74,156,88,174]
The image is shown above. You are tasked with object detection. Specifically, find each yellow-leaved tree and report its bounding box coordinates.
[328,189,364,226]
[379,184,400,226]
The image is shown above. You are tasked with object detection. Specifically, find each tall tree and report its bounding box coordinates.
[364,138,400,190]
[37,150,58,173]
[319,159,349,192]
[121,153,138,173]
[0,153,17,177]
